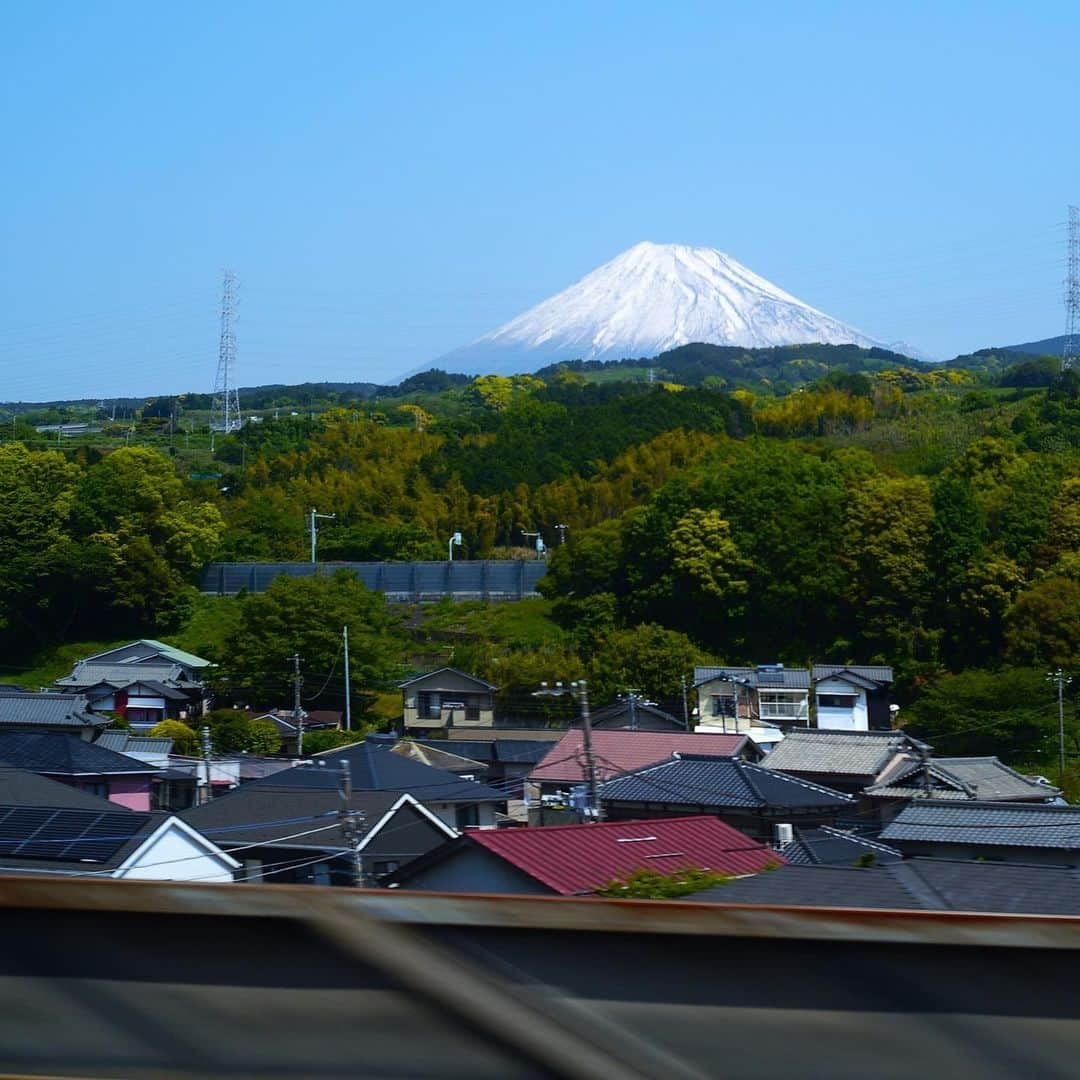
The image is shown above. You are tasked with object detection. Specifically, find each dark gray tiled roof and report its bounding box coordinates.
[782,826,903,867]
[251,740,507,803]
[95,732,174,755]
[690,858,1080,915]
[865,757,1058,802]
[0,767,123,810]
[694,666,810,690]
[598,756,854,811]
[811,664,894,685]
[881,801,1080,850]
[397,667,498,691]
[0,692,104,729]
[0,731,158,776]
[56,662,198,689]
[762,729,915,778]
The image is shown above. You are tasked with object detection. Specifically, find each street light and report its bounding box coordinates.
[533,679,601,821]
[448,531,463,562]
[309,507,336,564]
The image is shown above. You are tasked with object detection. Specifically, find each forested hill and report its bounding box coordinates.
[0,350,1077,763]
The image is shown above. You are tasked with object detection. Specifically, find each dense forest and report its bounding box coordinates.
[1,346,1077,775]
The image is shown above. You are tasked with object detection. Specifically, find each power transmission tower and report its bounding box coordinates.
[213,270,242,432]
[1065,206,1080,371]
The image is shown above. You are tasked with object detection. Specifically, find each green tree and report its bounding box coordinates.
[211,571,405,716]
[586,623,705,706]
[149,719,200,755]
[595,866,735,899]
[903,667,1071,763]
[669,509,751,606]
[1005,577,1080,668]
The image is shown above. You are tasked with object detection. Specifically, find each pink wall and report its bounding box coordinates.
[107,775,152,812]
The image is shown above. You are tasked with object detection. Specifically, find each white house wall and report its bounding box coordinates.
[814,679,868,732]
[117,823,238,883]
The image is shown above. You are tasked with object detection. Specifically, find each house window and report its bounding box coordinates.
[455,804,480,829]
[465,696,481,723]
[711,694,736,718]
[417,692,441,719]
[78,781,109,799]
[818,694,858,708]
[757,692,807,719]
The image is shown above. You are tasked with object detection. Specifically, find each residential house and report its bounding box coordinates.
[183,786,457,885]
[399,668,497,732]
[385,816,784,896]
[880,801,1080,866]
[597,755,856,840]
[244,709,341,756]
[761,729,926,796]
[254,736,507,831]
[528,729,754,822]
[865,756,1061,821]
[694,663,896,736]
[694,664,810,733]
[412,738,555,796]
[0,793,237,882]
[0,691,108,739]
[588,698,687,732]
[811,665,894,731]
[0,730,160,810]
[94,731,174,768]
[687,858,1080,915]
[56,639,212,727]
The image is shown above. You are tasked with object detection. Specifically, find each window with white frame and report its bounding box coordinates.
[757,692,808,719]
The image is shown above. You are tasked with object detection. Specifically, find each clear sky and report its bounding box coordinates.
[2,1,1078,400]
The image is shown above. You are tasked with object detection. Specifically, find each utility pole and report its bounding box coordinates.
[624,688,641,731]
[343,625,352,732]
[338,760,366,887]
[555,524,568,545]
[291,654,307,757]
[1048,668,1073,777]
[200,725,214,804]
[309,507,336,564]
[533,679,602,822]
[681,674,690,730]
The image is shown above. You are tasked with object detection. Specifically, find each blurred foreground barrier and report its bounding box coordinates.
[0,877,1080,1077]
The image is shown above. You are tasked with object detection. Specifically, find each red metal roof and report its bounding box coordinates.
[529,729,747,785]
[468,816,784,895]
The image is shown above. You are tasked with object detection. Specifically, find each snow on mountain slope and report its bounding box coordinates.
[435,241,885,375]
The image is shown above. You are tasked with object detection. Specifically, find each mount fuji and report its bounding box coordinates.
[434,242,887,375]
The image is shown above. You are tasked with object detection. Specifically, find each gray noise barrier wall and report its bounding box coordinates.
[200,560,548,600]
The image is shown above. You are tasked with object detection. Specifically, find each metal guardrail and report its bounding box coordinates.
[199,560,549,599]
[2,876,1080,1077]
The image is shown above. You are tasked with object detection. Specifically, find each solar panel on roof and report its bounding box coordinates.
[0,808,141,864]
[0,808,53,855]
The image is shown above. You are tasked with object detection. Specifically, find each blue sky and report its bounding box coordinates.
[1,1,1077,399]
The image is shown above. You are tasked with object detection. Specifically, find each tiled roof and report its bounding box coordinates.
[0,768,124,810]
[82,679,189,701]
[0,692,105,729]
[690,858,1080,915]
[762,729,916,779]
[80,640,211,669]
[694,666,810,690]
[881,801,1080,850]
[865,756,1059,802]
[397,667,498,691]
[0,731,158,776]
[466,815,785,895]
[530,730,748,785]
[95,732,174,755]
[598,756,855,811]
[250,739,507,803]
[811,664,894,685]
[56,662,197,689]
[135,640,212,668]
[391,741,485,773]
[589,700,685,730]
[782,826,903,867]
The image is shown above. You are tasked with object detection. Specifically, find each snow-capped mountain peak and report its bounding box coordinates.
[434,241,883,375]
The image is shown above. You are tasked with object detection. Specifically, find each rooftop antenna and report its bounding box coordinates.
[1065,206,1080,371]
[213,269,242,432]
